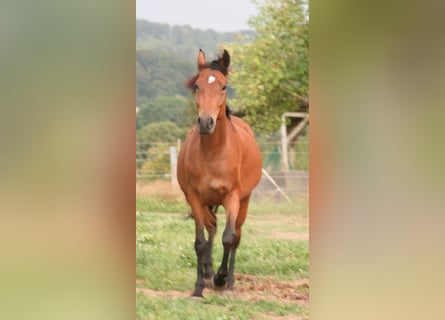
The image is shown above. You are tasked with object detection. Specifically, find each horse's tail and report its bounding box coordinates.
[185,206,218,220]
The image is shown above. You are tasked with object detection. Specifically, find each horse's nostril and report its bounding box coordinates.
[197,116,215,133]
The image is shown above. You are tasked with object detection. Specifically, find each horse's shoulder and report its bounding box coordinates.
[183,126,198,143]
[231,116,255,137]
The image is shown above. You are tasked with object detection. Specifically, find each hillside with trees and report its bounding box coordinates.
[136,20,254,105]
[137,0,309,177]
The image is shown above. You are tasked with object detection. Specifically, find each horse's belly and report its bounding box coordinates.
[198,190,223,206]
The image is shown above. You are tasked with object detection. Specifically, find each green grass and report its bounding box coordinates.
[136,196,189,213]
[136,212,308,287]
[136,193,308,216]
[136,213,196,290]
[136,292,306,320]
[136,195,309,319]
[249,195,309,216]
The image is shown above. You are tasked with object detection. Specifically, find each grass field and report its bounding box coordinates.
[136,182,309,320]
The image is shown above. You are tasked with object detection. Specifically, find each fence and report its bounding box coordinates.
[136,137,308,200]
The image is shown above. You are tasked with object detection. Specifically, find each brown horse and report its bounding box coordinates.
[177,49,262,297]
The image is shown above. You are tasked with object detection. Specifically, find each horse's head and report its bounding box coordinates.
[186,49,230,135]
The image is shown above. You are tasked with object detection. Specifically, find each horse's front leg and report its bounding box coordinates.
[214,193,240,288]
[193,223,207,297]
[188,196,209,297]
[203,206,217,286]
[219,195,250,290]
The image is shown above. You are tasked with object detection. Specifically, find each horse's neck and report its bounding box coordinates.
[199,115,230,153]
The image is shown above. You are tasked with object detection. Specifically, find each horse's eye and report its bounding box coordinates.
[221,85,227,91]
[194,84,199,92]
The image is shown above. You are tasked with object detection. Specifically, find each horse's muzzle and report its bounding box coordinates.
[197,116,215,135]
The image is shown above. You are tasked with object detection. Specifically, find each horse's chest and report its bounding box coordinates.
[189,162,235,198]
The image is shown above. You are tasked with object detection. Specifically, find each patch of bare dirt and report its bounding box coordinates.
[232,274,309,305]
[136,287,190,298]
[137,273,309,306]
[264,315,303,320]
[136,181,183,200]
[250,215,307,227]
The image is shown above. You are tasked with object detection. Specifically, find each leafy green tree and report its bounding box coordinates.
[139,144,171,180]
[229,0,308,132]
[136,20,256,106]
[136,121,186,169]
[136,48,194,102]
[136,95,192,130]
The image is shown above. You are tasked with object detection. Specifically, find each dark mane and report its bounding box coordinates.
[225,104,232,118]
[199,61,228,75]
[184,50,230,89]
[199,50,230,76]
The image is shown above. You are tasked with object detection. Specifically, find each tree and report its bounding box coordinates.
[229,0,308,132]
[136,121,186,169]
[136,96,192,130]
[139,144,172,180]
[136,48,194,103]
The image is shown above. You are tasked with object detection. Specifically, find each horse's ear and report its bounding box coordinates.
[184,74,199,90]
[197,49,206,68]
[220,49,230,68]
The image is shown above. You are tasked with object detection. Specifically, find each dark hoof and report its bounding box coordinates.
[190,291,204,298]
[213,272,228,288]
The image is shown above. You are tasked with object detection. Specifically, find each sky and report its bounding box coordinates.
[136,0,259,32]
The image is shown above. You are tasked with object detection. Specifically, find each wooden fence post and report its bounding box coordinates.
[169,146,178,188]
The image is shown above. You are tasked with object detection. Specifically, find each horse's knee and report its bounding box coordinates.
[222,229,235,247]
[232,235,241,249]
[195,237,207,255]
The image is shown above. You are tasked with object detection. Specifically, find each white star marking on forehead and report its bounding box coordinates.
[208,75,216,84]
